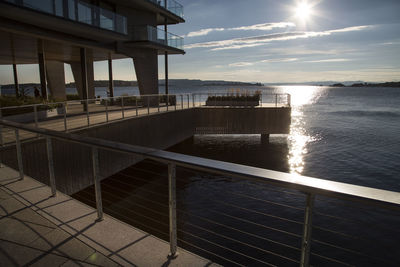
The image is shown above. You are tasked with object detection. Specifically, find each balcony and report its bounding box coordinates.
[132,25,184,51]
[148,0,184,18]
[2,0,127,35]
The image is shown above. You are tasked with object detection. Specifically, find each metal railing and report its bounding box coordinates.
[192,93,291,107]
[147,0,184,18]
[0,93,192,145]
[2,0,127,34]
[133,25,184,50]
[0,119,399,266]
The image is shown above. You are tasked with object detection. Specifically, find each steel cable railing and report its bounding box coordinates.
[71,164,304,264]
[110,166,305,235]
[0,93,192,145]
[0,120,399,266]
[69,158,400,266]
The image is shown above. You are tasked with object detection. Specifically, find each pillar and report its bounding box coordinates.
[164,18,169,95]
[46,61,66,100]
[133,48,158,95]
[12,63,19,97]
[261,134,270,144]
[38,45,48,99]
[108,55,114,98]
[70,48,94,100]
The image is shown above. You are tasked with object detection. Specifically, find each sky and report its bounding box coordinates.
[1,0,400,84]
[167,0,400,83]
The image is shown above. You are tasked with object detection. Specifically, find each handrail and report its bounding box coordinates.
[1,118,400,265]
[0,119,399,210]
[147,0,184,18]
[132,25,184,50]
[0,93,178,110]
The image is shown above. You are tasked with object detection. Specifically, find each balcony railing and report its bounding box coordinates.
[2,0,127,34]
[133,25,184,50]
[1,117,399,266]
[148,0,184,18]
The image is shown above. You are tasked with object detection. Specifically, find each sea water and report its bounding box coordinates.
[71,85,400,266]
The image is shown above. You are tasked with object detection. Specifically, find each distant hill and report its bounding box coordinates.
[64,79,263,88]
[329,82,400,87]
[2,80,399,90]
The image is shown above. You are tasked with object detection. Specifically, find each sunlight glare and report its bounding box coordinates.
[295,1,313,21]
[284,86,323,174]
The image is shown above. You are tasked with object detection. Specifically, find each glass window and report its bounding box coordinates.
[23,0,54,14]
[54,0,63,17]
[100,8,114,31]
[78,0,92,25]
[68,0,76,20]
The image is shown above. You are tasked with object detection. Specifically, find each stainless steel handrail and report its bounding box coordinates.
[1,119,400,265]
[1,119,399,209]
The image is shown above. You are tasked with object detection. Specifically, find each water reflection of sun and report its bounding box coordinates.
[283,86,322,174]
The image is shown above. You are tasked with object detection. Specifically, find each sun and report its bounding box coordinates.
[295,1,313,20]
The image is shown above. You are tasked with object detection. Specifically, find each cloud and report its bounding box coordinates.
[185,22,295,37]
[261,58,298,63]
[228,58,298,68]
[228,62,255,67]
[229,22,296,31]
[186,28,225,37]
[185,25,374,50]
[305,59,351,63]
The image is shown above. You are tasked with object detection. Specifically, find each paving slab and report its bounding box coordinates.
[0,165,219,266]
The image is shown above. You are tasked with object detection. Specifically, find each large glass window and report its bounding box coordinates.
[68,0,76,20]
[78,0,92,25]
[99,8,114,31]
[54,0,63,17]
[23,0,54,13]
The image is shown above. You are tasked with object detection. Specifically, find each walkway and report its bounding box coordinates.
[1,102,194,145]
[0,165,218,266]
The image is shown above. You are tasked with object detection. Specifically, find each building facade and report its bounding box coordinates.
[0,0,184,100]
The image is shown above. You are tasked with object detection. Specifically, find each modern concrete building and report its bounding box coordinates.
[0,0,184,100]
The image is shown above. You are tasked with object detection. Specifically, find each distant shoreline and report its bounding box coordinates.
[328,82,400,87]
[1,80,399,89]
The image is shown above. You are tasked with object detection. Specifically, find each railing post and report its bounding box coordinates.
[15,129,24,180]
[275,94,278,107]
[135,98,138,116]
[168,163,178,257]
[167,95,169,111]
[192,94,195,107]
[105,98,109,123]
[46,137,56,197]
[121,96,125,119]
[86,99,90,127]
[92,147,103,221]
[187,94,189,108]
[34,104,38,128]
[260,93,263,107]
[147,97,150,114]
[174,95,177,111]
[181,95,183,109]
[63,102,68,132]
[158,96,160,113]
[288,94,291,107]
[0,110,3,168]
[300,193,315,267]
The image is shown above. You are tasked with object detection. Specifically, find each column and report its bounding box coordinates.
[38,41,48,99]
[164,16,169,95]
[108,55,114,98]
[12,64,19,97]
[80,47,88,100]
